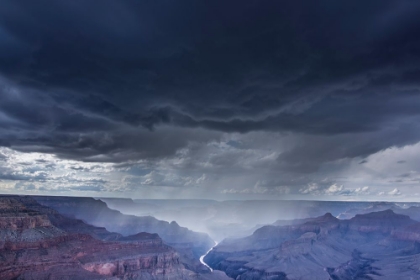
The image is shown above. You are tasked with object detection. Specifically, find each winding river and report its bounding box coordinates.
[199,241,218,272]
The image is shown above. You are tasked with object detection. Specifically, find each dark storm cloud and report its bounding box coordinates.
[0,0,419,166]
[277,119,420,173]
[6,125,220,163]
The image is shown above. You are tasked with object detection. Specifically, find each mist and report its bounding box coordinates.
[99,198,420,242]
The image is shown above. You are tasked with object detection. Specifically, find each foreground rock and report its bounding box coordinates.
[0,196,230,280]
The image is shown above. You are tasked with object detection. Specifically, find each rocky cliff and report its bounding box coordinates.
[205,210,420,280]
[34,196,214,258]
[0,196,229,280]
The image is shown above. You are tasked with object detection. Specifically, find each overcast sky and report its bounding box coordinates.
[0,0,420,200]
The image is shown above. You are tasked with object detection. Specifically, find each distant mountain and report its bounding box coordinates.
[101,199,388,242]
[98,197,162,216]
[205,210,420,279]
[335,202,420,221]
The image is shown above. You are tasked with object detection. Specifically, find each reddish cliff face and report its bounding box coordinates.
[0,197,66,249]
[0,196,210,280]
[0,236,189,280]
[0,198,53,230]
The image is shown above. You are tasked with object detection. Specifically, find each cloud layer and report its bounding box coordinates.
[0,1,420,200]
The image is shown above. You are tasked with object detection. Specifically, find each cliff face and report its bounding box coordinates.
[205,210,420,280]
[34,196,214,258]
[0,198,53,230]
[0,196,225,280]
[345,209,415,233]
[1,234,189,280]
[10,196,123,241]
[0,197,66,247]
[391,222,420,242]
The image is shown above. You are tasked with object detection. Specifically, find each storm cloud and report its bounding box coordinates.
[0,0,420,199]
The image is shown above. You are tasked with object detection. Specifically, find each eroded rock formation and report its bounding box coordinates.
[205,210,420,280]
[0,196,230,280]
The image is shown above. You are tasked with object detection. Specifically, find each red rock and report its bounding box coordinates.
[0,196,206,280]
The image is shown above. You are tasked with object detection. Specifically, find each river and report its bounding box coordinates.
[199,241,218,272]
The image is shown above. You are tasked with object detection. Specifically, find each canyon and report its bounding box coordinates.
[3,195,420,279]
[0,195,230,280]
[204,210,420,279]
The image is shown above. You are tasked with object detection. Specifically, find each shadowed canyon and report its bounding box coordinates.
[2,195,420,279]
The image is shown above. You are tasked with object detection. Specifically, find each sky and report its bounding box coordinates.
[0,0,420,201]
